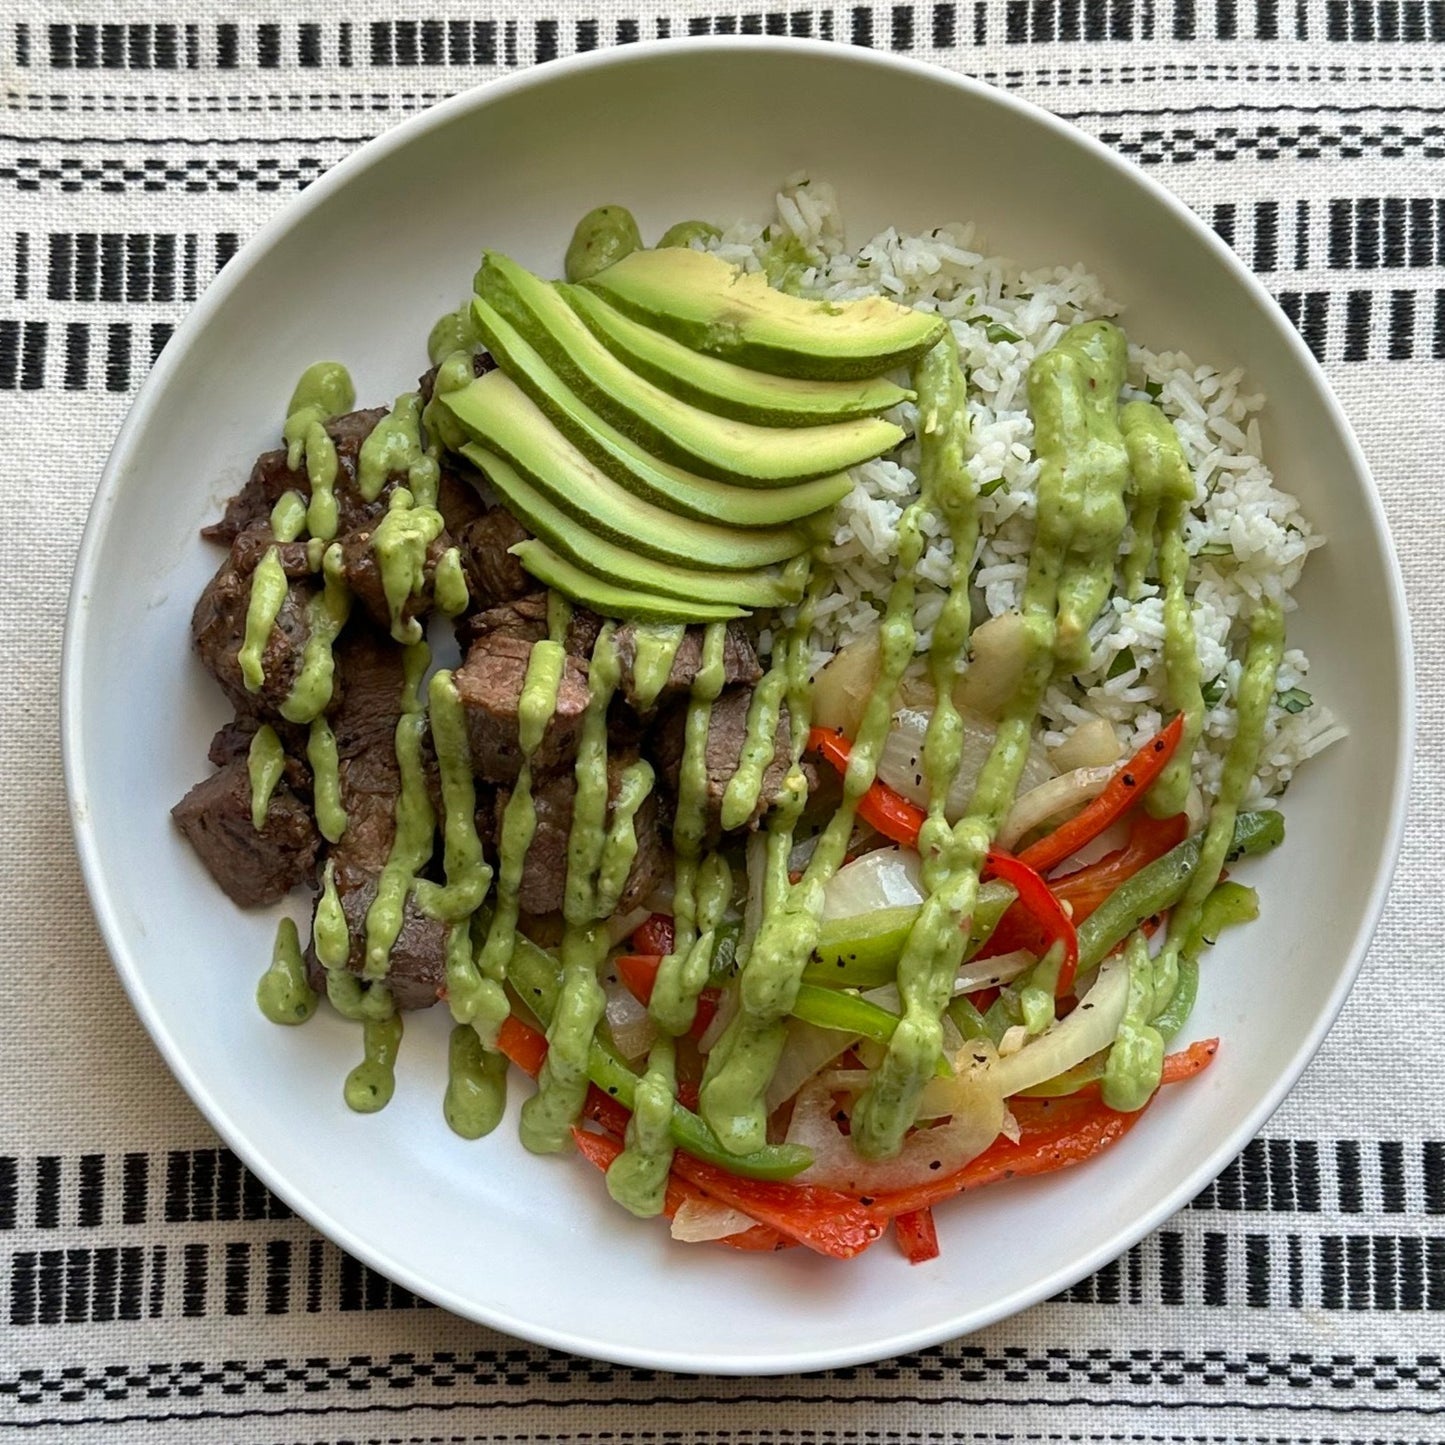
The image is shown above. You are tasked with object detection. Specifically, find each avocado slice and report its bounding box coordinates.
[582,246,947,380]
[474,253,904,485]
[464,444,803,611]
[446,375,808,572]
[466,298,854,527]
[560,284,912,426]
[509,541,746,623]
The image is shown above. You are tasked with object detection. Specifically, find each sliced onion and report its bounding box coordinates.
[953,948,1034,994]
[996,765,1115,851]
[765,1017,857,1113]
[1048,717,1122,772]
[821,846,924,921]
[940,1010,964,1056]
[696,979,737,1054]
[1185,783,1206,834]
[604,982,656,1062]
[989,958,1129,1098]
[812,634,883,739]
[605,904,653,947]
[785,1041,1004,1192]
[670,1198,759,1243]
[741,830,768,957]
[876,707,1053,823]
[954,611,1030,718]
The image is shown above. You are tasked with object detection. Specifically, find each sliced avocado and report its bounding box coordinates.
[467,298,854,527]
[560,284,911,426]
[474,253,903,485]
[465,444,802,610]
[447,375,807,571]
[509,541,746,623]
[582,246,947,380]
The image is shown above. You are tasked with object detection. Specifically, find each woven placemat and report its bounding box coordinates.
[1,5,1439,1440]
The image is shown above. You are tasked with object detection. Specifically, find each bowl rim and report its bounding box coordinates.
[61,34,1416,1374]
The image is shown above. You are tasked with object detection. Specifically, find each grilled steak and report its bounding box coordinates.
[654,685,801,835]
[171,755,319,907]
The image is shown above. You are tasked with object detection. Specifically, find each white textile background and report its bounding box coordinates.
[1,3,1441,1441]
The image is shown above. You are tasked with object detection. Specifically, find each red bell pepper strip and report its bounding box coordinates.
[570,1127,792,1253]
[668,1154,883,1259]
[1161,1037,1219,1083]
[983,847,1081,996]
[496,1013,548,1077]
[500,1013,881,1259]
[1048,810,1189,923]
[865,1039,1220,1219]
[806,727,927,849]
[893,1207,940,1265]
[630,913,676,957]
[582,1089,881,1259]
[1018,715,1185,875]
[614,953,720,1041]
[866,1085,1145,1218]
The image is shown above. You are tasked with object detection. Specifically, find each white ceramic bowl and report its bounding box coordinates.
[63,38,1412,1373]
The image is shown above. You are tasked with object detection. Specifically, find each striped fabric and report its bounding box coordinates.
[1,5,1437,1442]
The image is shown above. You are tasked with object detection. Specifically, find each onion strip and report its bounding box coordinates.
[989,959,1130,1098]
[786,1043,1004,1193]
[997,766,1115,852]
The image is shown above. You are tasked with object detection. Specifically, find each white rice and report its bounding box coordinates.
[707,176,1345,803]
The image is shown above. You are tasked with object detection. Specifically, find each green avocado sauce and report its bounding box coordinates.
[254,306,1289,1177]
[428,303,483,368]
[359,392,440,508]
[313,860,349,969]
[434,547,470,617]
[444,1023,508,1139]
[246,724,285,831]
[361,642,436,981]
[371,488,449,645]
[565,205,642,284]
[1148,597,1283,1019]
[282,361,355,541]
[238,547,287,693]
[307,716,347,843]
[279,541,352,724]
[1045,321,1130,672]
[421,348,475,455]
[416,669,492,923]
[606,1035,676,1216]
[1120,402,1205,818]
[270,490,308,543]
[657,220,723,250]
[648,622,729,1038]
[520,624,622,1154]
[629,624,686,710]
[257,917,318,1025]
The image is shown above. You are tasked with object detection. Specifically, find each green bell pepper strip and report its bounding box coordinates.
[1100,931,1165,1112]
[1025,876,1258,1092]
[790,983,953,1078]
[945,994,990,1042]
[505,931,811,1181]
[1198,881,1260,941]
[801,882,1015,989]
[1151,958,1199,1045]
[1036,871,1264,1093]
[1076,809,1283,972]
[1150,881,1258,1043]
